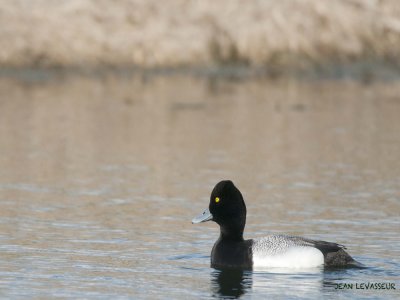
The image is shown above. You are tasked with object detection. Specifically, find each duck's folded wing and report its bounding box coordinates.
[309,239,345,253]
[252,235,345,255]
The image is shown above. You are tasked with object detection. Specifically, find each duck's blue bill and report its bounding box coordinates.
[192,208,213,224]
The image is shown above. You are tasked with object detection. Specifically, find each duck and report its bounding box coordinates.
[192,180,363,269]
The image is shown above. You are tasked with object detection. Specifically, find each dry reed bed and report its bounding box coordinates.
[0,0,400,69]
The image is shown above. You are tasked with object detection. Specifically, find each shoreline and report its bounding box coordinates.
[1,60,399,82]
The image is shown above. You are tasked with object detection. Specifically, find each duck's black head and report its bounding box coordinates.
[192,180,247,240]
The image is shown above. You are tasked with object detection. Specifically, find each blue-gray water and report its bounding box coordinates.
[0,75,399,299]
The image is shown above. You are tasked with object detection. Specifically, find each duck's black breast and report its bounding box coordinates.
[211,238,253,269]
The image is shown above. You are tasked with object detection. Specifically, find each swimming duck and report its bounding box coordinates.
[192,180,362,269]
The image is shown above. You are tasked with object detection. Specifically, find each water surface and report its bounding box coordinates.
[0,74,399,299]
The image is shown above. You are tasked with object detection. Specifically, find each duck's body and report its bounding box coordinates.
[192,180,362,269]
[211,234,359,269]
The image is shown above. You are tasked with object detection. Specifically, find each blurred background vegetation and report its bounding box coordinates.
[1,0,400,79]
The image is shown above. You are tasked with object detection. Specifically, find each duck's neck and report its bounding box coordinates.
[219,219,245,241]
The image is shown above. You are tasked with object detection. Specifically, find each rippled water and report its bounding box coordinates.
[0,74,399,299]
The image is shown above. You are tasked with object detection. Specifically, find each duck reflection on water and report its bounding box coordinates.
[210,267,330,298]
[211,268,252,298]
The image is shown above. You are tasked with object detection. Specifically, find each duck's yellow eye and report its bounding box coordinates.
[215,197,220,203]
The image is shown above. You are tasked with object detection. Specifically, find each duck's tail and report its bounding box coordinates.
[323,248,365,268]
[311,240,365,268]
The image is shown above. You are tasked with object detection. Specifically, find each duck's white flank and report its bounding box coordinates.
[253,246,324,268]
[251,235,324,268]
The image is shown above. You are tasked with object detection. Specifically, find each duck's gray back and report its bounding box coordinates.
[252,235,316,255]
